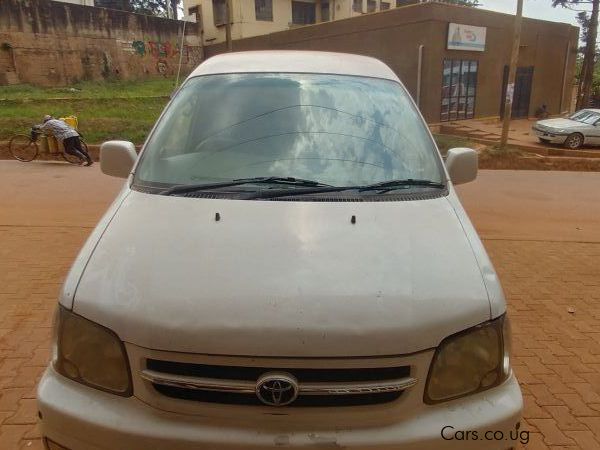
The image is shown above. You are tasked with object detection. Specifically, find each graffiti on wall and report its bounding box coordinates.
[113,38,201,75]
[119,39,199,74]
[131,40,192,59]
[156,59,168,75]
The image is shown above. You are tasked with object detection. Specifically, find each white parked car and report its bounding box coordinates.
[38,51,522,450]
[534,108,600,149]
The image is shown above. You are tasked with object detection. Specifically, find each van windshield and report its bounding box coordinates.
[134,73,444,191]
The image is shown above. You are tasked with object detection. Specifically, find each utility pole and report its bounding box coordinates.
[499,0,524,150]
[225,0,233,52]
[579,0,599,110]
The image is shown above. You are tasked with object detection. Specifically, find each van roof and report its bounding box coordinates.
[188,51,399,81]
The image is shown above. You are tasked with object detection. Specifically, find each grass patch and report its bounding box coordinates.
[0,98,168,144]
[0,77,176,100]
[0,79,174,143]
[432,134,477,155]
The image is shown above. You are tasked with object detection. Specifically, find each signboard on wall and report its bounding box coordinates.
[447,23,486,52]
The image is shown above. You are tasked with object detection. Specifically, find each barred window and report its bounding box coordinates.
[353,0,362,13]
[367,0,376,12]
[321,0,330,21]
[441,60,478,121]
[255,0,273,21]
[381,2,391,10]
[292,1,316,24]
[212,0,227,26]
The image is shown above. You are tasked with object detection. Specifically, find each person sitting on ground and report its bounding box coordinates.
[36,115,93,166]
[535,104,549,119]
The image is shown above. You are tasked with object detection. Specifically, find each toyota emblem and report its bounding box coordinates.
[255,372,299,406]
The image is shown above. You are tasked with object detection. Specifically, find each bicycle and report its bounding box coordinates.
[9,128,90,165]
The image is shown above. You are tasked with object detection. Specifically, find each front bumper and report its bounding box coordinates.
[532,127,568,144]
[38,367,523,450]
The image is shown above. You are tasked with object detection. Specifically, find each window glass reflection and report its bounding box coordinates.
[136,73,442,188]
[441,60,478,121]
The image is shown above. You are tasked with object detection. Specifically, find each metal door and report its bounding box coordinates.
[500,66,534,118]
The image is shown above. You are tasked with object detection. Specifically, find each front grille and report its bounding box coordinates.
[144,359,414,407]
[153,383,403,407]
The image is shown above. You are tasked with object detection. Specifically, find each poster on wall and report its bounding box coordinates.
[447,23,487,52]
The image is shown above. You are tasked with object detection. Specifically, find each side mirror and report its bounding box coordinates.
[445,148,478,185]
[100,141,137,178]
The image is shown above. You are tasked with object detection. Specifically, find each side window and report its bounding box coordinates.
[255,0,273,21]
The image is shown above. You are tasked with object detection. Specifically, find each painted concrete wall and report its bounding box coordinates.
[203,2,578,122]
[195,0,295,44]
[0,0,203,86]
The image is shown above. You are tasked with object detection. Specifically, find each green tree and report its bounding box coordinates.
[553,0,600,108]
[97,0,181,19]
[130,0,179,19]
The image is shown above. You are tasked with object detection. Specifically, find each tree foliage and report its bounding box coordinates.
[96,0,180,19]
[553,0,600,108]
[130,0,179,19]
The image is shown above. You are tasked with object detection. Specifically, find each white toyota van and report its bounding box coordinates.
[38,51,522,450]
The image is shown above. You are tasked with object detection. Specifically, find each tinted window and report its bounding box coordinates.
[255,0,273,21]
[292,1,315,24]
[212,0,226,25]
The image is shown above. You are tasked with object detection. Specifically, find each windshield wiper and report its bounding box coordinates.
[161,177,332,196]
[245,178,446,200]
[358,179,445,192]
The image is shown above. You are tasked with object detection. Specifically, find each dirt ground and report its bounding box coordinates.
[0,161,599,449]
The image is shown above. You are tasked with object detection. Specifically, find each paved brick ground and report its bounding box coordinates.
[0,162,599,449]
[487,240,600,449]
[0,227,89,450]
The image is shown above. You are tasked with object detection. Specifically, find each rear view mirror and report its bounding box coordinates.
[445,148,478,185]
[100,141,137,178]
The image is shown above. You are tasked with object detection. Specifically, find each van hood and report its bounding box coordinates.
[73,190,491,357]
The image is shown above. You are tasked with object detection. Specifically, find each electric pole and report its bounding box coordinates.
[225,0,233,52]
[579,0,599,109]
[500,0,524,150]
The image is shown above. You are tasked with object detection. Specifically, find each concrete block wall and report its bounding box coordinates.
[0,0,203,86]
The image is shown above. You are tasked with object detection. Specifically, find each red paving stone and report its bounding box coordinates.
[0,161,599,449]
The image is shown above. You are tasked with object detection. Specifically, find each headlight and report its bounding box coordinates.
[424,315,511,404]
[53,306,132,396]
